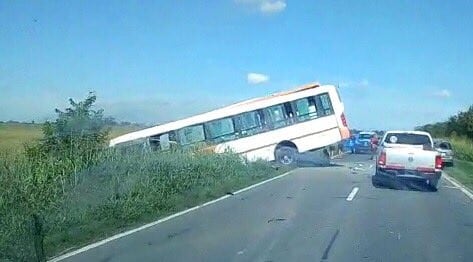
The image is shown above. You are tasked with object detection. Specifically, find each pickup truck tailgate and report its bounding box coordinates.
[384,146,436,170]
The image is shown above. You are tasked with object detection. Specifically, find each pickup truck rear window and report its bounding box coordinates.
[384,133,431,146]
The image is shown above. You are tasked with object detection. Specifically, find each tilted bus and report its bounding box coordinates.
[110,83,350,165]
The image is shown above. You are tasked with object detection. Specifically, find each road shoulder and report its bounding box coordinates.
[442,172,473,200]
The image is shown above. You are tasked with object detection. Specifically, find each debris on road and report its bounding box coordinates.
[267,218,287,223]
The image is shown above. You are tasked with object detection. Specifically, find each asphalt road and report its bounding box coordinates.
[60,154,473,262]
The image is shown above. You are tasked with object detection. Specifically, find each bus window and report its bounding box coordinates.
[149,135,161,150]
[149,132,178,151]
[316,93,334,116]
[266,104,288,129]
[283,102,296,124]
[308,97,318,117]
[294,98,318,121]
[159,133,170,150]
[177,125,205,145]
[205,117,236,143]
[234,110,264,137]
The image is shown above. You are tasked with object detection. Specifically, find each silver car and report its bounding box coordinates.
[434,140,454,167]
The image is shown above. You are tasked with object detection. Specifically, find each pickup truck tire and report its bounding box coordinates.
[371,174,384,188]
[428,178,439,191]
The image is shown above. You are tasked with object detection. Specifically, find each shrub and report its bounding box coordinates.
[450,137,473,162]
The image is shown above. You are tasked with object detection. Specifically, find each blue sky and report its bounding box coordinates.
[1,0,472,130]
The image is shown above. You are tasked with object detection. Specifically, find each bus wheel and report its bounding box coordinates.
[276,146,297,165]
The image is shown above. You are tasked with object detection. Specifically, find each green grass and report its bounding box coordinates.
[45,151,288,258]
[444,159,473,191]
[0,146,288,261]
[431,136,473,190]
[449,137,473,162]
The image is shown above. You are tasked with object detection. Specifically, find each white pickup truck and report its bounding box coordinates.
[373,131,442,190]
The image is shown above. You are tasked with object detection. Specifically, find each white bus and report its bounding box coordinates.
[110,83,350,165]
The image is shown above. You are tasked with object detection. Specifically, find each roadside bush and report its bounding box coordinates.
[450,137,473,162]
[0,152,64,261]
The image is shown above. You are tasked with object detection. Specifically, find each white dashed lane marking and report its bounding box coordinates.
[346,187,359,201]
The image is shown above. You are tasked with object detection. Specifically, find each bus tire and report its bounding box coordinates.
[275,146,297,166]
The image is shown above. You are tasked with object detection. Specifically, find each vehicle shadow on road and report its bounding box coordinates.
[371,176,437,192]
[295,151,342,168]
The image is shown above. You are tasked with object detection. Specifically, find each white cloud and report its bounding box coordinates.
[247,73,270,85]
[260,0,286,13]
[433,89,451,98]
[235,0,287,14]
[338,79,370,88]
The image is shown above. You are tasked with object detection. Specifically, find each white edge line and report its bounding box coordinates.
[442,172,473,200]
[49,170,294,262]
[346,187,359,201]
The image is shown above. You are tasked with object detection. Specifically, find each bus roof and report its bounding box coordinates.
[110,82,335,147]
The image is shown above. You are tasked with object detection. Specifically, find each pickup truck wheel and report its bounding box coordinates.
[371,174,383,188]
[428,178,439,191]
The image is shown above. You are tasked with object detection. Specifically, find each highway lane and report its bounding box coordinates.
[60,154,473,262]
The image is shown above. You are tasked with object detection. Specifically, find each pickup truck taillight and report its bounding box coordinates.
[435,155,443,169]
[378,151,386,166]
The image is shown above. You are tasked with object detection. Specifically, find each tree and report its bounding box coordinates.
[19,92,111,261]
[27,92,110,163]
[416,105,473,140]
[456,106,473,139]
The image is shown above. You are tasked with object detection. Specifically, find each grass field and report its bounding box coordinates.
[437,137,473,190]
[445,159,473,191]
[0,123,142,152]
[0,123,44,152]
[449,137,473,162]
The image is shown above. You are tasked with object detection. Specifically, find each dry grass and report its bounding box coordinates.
[0,123,43,153]
[0,123,142,153]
